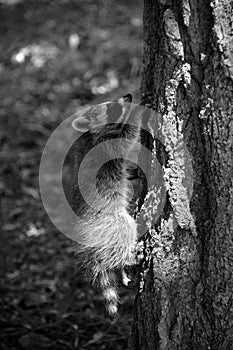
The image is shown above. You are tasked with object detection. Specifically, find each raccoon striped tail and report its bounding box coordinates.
[97,270,119,322]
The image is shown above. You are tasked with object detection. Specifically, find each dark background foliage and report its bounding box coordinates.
[0,0,142,349]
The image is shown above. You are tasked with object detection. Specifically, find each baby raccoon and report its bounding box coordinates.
[69,94,146,320]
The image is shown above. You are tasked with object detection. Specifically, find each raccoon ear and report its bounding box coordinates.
[72,116,90,132]
[123,93,133,103]
[117,93,133,105]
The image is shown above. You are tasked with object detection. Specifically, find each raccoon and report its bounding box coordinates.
[68,94,146,320]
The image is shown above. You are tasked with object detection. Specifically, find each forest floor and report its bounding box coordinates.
[0,0,143,349]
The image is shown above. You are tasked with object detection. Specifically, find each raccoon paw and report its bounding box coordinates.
[121,266,138,289]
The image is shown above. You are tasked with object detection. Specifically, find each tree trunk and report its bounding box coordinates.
[129,1,233,349]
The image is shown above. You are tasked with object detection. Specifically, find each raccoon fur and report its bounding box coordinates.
[67,94,146,320]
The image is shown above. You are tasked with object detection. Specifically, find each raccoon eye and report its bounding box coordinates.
[107,103,123,124]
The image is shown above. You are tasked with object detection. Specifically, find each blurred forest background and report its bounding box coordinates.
[0,0,143,349]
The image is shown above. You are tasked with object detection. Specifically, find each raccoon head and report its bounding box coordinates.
[72,94,133,135]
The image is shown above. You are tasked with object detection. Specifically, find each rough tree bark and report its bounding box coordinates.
[129,1,233,349]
